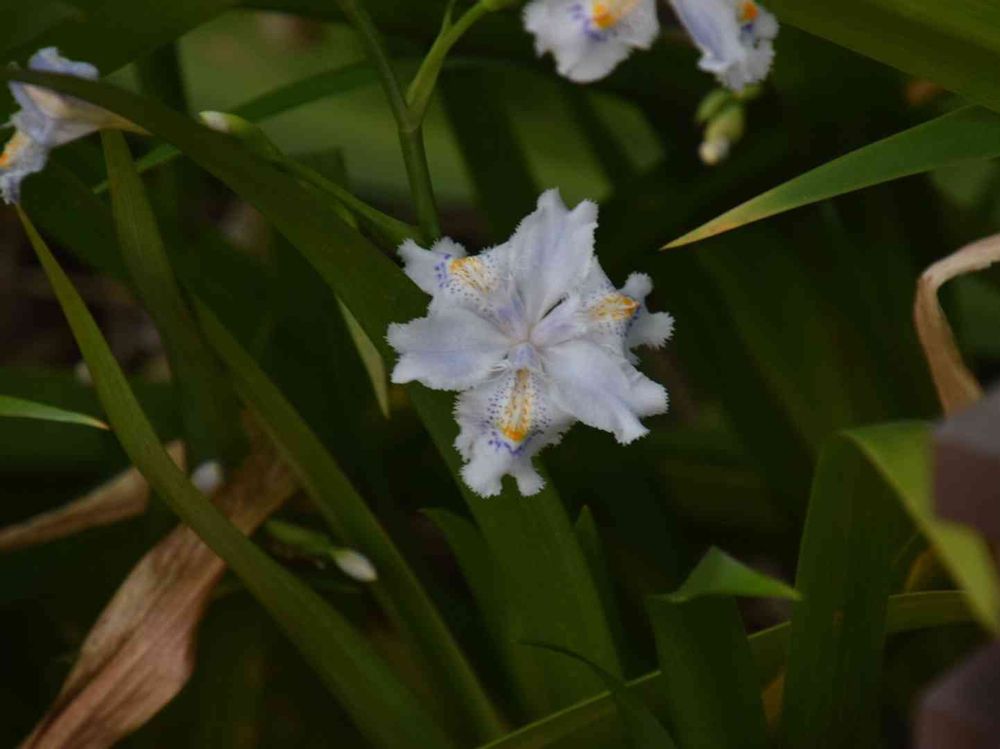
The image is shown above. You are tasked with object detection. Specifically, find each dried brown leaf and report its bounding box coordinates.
[20,437,297,749]
[914,234,1000,415]
[0,442,184,553]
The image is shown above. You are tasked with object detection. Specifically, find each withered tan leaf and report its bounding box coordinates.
[914,233,1000,415]
[20,438,297,749]
[0,442,184,553]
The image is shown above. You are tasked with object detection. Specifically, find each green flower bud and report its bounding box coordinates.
[700,102,746,166]
[695,88,734,125]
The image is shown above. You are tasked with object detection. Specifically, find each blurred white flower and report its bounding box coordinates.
[1,47,139,204]
[523,0,660,83]
[388,189,673,497]
[332,548,378,583]
[191,461,225,496]
[669,0,779,92]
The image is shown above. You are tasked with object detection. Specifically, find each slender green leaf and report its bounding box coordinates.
[0,367,177,473]
[480,590,973,749]
[121,62,381,188]
[646,596,768,749]
[563,87,637,188]
[102,131,245,466]
[338,300,390,419]
[668,107,1000,247]
[196,302,502,743]
[0,394,107,430]
[523,642,677,749]
[9,68,620,712]
[764,0,1000,114]
[666,546,800,603]
[16,208,455,749]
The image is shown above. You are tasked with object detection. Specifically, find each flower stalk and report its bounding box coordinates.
[337,0,511,242]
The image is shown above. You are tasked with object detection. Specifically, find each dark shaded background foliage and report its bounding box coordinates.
[1,1,998,746]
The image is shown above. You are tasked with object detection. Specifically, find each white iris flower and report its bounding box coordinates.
[670,0,779,92]
[1,47,138,204]
[523,0,660,83]
[388,190,673,497]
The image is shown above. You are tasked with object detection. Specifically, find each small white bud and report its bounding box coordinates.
[197,111,283,160]
[198,111,233,134]
[74,360,93,386]
[191,461,224,495]
[699,137,731,166]
[332,548,378,583]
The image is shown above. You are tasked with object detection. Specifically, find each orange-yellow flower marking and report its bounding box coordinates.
[0,132,30,168]
[449,256,493,293]
[590,293,640,322]
[500,370,534,443]
[738,1,760,24]
[591,0,642,30]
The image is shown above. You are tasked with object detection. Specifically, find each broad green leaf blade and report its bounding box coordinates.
[574,508,627,659]
[780,423,966,748]
[15,209,454,749]
[425,509,551,716]
[481,590,973,749]
[102,131,246,466]
[668,107,1000,248]
[440,67,538,241]
[9,69,620,712]
[0,0,78,58]
[0,394,107,430]
[196,302,502,743]
[523,642,677,749]
[848,423,1000,633]
[27,0,234,73]
[646,597,768,749]
[666,547,800,603]
[764,0,1000,114]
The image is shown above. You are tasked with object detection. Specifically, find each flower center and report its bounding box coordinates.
[737,0,760,25]
[0,131,30,168]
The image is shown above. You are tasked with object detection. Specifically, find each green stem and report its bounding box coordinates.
[336,0,441,241]
[282,158,419,248]
[406,2,492,122]
[397,122,440,240]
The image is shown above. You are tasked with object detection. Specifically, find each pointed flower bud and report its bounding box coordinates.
[332,548,378,583]
[198,111,284,160]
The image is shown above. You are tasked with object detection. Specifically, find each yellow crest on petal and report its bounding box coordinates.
[0,131,32,168]
[449,256,495,294]
[589,293,640,322]
[738,0,760,24]
[500,369,535,443]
